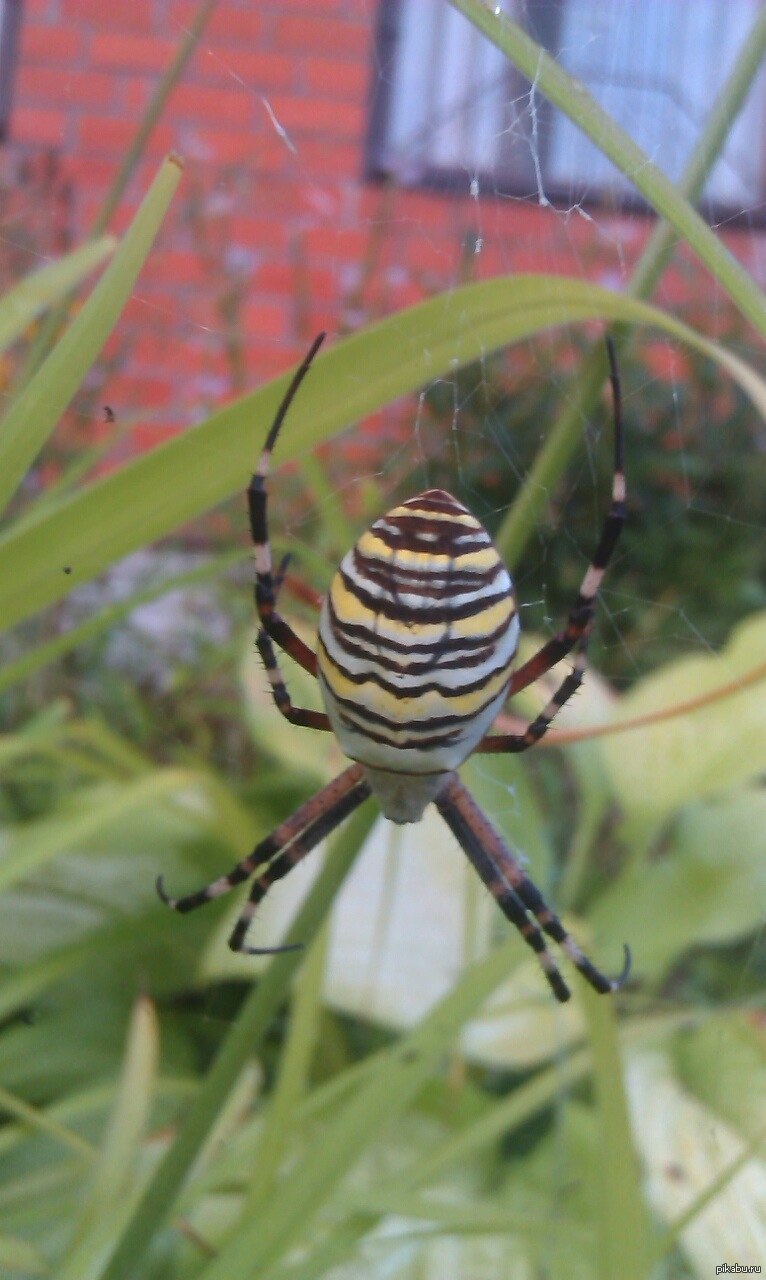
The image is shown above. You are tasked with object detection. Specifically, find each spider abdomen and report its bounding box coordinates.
[316,489,519,791]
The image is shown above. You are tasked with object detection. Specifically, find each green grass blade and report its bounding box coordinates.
[242,924,330,1214]
[0,767,203,893]
[17,0,216,386]
[652,1127,766,1264]
[57,996,160,1280]
[448,0,766,335]
[0,1233,50,1276]
[100,801,376,1280]
[195,937,541,1280]
[0,548,247,696]
[91,1,216,239]
[0,278,762,633]
[579,984,651,1280]
[0,237,115,354]
[0,154,182,516]
[0,1082,95,1163]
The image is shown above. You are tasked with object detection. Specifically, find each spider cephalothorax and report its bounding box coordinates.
[158,333,630,1003]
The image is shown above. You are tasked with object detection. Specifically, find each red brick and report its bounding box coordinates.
[123,78,153,114]
[265,95,364,139]
[242,300,290,340]
[274,15,369,57]
[167,3,263,45]
[63,156,119,190]
[294,139,360,177]
[104,373,175,407]
[304,226,369,262]
[258,262,337,299]
[90,32,177,72]
[20,24,83,63]
[17,66,117,109]
[304,57,368,99]
[132,423,183,451]
[168,83,254,127]
[184,126,283,167]
[63,0,154,30]
[12,107,68,146]
[227,216,287,253]
[78,116,176,157]
[142,249,207,287]
[20,0,58,16]
[195,48,294,92]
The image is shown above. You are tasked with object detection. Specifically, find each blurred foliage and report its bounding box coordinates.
[418,322,766,681]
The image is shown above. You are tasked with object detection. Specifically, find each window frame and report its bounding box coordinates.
[364,0,766,228]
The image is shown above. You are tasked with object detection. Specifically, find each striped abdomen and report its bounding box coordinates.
[316,489,519,803]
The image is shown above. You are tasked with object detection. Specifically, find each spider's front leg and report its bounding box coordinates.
[248,333,332,731]
[479,339,625,755]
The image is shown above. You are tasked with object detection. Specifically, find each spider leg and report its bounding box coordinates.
[248,332,326,679]
[229,769,371,954]
[496,337,626,712]
[476,627,591,754]
[157,763,367,930]
[435,773,629,1001]
[247,335,332,730]
[256,629,331,731]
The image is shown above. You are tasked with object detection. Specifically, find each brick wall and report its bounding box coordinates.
[6,0,762,451]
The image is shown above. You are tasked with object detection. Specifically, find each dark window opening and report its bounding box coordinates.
[0,0,22,142]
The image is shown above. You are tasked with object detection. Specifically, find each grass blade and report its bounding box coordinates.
[0,154,182,516]
[579,983,651,1280]
[100,801,376,1280]
[0,237,115,354]
[0,277,762,633]
[57,996,159,1280]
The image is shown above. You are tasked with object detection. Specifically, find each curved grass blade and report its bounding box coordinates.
[0,154,182,517]
[0,236,116,355]
[0,277,763,634]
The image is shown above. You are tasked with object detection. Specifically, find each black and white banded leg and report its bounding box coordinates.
[435,772,630,1002]
[157,764,370,954]
[248,335,332,731]
[480,338,625,755]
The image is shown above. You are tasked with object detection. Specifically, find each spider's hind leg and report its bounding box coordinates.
[435,773,628,1001]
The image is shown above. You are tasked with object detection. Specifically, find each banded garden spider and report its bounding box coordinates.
[158,334,630,1003]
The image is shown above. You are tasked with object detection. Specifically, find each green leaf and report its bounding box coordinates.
[0,275,763,634]
[602,611,766,821]
[0,237,116,354]
[591,789,766,980]
[0,1231,50,1275]
[0,154,182,516]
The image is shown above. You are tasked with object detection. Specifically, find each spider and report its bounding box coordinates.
[158,333,630,1003]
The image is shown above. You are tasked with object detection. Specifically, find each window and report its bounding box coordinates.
[366,0,766,222]
[0,0,22,142]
